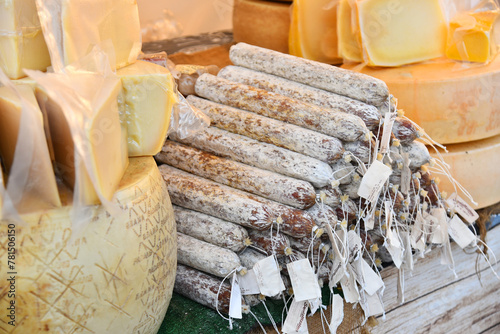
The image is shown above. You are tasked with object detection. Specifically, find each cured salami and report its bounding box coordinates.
[247,229,291,257]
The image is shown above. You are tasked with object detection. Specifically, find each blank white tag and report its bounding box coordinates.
[361,259,384,295]
[340,270,359,303]
[364,212,375,231]
[229,274,243,319]
[411,211,426,252]
[330,294,344,334]
[397,268,405,305]
[238,269,261,295]
[447,193,479,224]
[401,153,411,195]
[448,215,477,249]
[379,112,397,154]
[253,256,285,297]
[282,299,309,334]
[441,236,455,267]
[329,255,345,288]
[357,160,392,203]
[365,292,385,317]
[287,259,321,302]
[386,228,403,268]
[430,208,447,244]
[347,230,362,262]
[401,231,414,271]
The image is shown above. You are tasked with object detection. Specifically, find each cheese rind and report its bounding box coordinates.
[0,0,51,79]
[0,157,177,333]
[116,60,177,156]
[337,0,363,62]
[356,0,447,66]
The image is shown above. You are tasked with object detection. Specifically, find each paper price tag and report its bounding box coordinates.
[430,208,447,245]
[379,112,397,154]
[357,160,392,203]
[448,215,477,249]
[361,259,384,296]
[423,212,439,244]
[330,294,344,334]
[386,229,403,268]
[365,292,385,317]
[253,256,285,297]
[340,269,359,303]
[229,274,243,319]
[282,299,309,334]
[238,269,261,295]
[287,259,321,302]
[347,230,362,263]
[447,193,479,224]
[411,211,425,251]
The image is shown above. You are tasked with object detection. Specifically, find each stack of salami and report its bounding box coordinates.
[155,43,479,324]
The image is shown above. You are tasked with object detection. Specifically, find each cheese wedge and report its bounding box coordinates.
[35,74,128,205]
[356,0,447,66]
[342,55,500,144]
[37,0,141,71]
[0,0,51,79]
[116,60,178,156]
[0,157,177,333]
[289,0,342,64]
[0,84,60,212]
[429,134,500,209]
[337,0,363,62]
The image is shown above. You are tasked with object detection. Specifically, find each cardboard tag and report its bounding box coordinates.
[238,269,261,295]
[229,274,243,319]
[430,208,447,245]
[287,259,321,302]
[379,112,397,154]
[361,259,384,295]
[347,230,362,263]
[386,229,403,268]
[400,153,412,195]
[282,299,309,334]
[357,160,392,203]
[340,269,359,303]
[447,193,479,224]
[330,294,344,334]
[448,215,477,249]
[253,256,285,297]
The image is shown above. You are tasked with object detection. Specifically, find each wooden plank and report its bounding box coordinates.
[480,323,500,334]
[380,225,500,311]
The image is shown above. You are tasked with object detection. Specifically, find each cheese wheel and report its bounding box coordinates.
[429,134,500,209]
[0,157,177,333]
[342,57,500,144]
[233,0,291,54]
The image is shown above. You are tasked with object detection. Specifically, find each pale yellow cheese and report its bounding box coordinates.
[116,60,178,157]
[0,157,177,333]
[342,56,500,144]
[356,0,448,66]
[0,84,60,212]
[39,0,141,70]
[429,134,500,209]
[35,74,128,205]
[337,0,363,63]
[289,0,342,64]
[0,0,51,79]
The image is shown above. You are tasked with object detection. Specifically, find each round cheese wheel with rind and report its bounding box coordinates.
[0,157,177,333]
[429,134,500,209]
[342,57,500,144]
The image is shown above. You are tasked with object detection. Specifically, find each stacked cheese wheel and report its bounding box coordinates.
[158,43,472,320]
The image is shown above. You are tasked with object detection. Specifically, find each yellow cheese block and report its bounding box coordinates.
[0,157,177,333]
[117,60,178,157]
[233,0,292,54]
[39,0,141,71]
[337,0,363,63]
[356,0,448,66]
[0,0,51,79]
[35,74,128,205]
[0,84,61,213]
[342,56,500,144]
[429,134,500,209]
[289,0,342,64]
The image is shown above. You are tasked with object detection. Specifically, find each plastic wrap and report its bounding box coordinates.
[168,93,210,140]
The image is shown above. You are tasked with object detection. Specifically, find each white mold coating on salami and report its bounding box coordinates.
[177,232,242,278]
[247,229,291,256]
[195,74,368,142]
[158,141,317,209]
[160,165,316,238]
[174,206,248,252]
[238,247,268,269]
[218,65,381,130]
[170,127,333,188]
[307,204,338,229]
[187,95,344,162]
[343,139,375,163]
[229,43,389,106]
[401,141,431,169]
[392,117,419,145]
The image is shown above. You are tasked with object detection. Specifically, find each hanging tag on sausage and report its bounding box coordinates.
[340,269,359,303]
[411,211,425,251]
[229,273,243,319]
[347,230,362,262]
[430,208,447,245]
[329,255,345,289]
[446,193,479,224]
[401,231,414,271]
[253,255,285,297]
[379,112,397,154]
[287,259,321,302]
[330,294,344,334]
[386,228,403,268]
[282,298,309,334]
[238,269,261,295]
[358,160,392,203]
[448,215,477,249]
[361,259,384,296]
[423,212,439,243]
[401,153,412,195]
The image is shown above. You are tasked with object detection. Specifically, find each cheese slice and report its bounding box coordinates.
[37,0,141,71]
[0,157,177,333]
[34,74,128,205]
[0,0,51,79]
[356,0,448,66]
[289,0,342,64]
[116,60,178,156]
[429,134,500,209]
[342,55,500,144]
[0,84,60,212]
[337,0,363,62]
